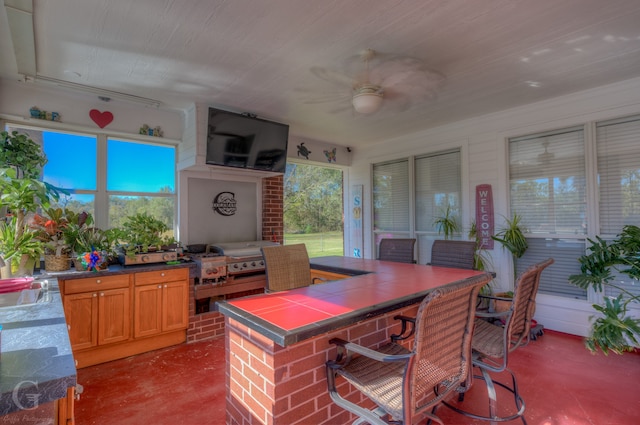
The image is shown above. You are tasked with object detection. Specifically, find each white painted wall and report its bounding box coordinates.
[346,76,640,336]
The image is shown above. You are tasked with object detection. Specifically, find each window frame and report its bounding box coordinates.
[2,119,178,231]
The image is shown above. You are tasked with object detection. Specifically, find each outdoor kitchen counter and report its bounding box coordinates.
[47,261,196,280]
[0,277,76,418]
[217,256,490,346]
[218,256,492,425]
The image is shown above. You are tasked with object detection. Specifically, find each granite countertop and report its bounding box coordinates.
[47,261,196,280]
[0,277,76,415]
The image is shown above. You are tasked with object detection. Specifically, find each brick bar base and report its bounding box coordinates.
[224,303,421,425]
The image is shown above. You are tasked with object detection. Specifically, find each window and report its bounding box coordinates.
[373,159,410,238]
[4,124,176,236]
[283,162,343,257]
[372,150,461,262]
[508,126,587,299]
[596,115,640,300]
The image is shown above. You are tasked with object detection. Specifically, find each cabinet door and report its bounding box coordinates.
[98,288,131,345]
[64,292,98,351]
[134,284,163,338]
[162,280,189,332]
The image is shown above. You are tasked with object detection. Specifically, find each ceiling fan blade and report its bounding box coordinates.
[309,66,355,87]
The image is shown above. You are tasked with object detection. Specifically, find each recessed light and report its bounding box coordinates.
[525,81,541,88]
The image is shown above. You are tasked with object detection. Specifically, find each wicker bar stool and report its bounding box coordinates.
[261,243,313,292]
[444,258,554,425]
[326,273,492,425]
[378,238,416,263]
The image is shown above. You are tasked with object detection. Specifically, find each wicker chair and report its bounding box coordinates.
[429,240,477,269]
[378,238,416,264]
[445,258,554,424]
[261,244,313,292]
[326,273,492,425]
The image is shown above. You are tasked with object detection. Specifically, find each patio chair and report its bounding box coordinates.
[261,244,314,292]
[378,238,416,263]
[445,257,554,424]
[429,240,477,270]
[326,272,492,425]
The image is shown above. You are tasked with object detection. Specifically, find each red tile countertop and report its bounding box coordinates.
[216,256,491,346]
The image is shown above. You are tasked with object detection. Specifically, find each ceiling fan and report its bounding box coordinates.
[304,49,445,115]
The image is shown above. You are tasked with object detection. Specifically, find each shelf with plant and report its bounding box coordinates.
[568,225,640,355]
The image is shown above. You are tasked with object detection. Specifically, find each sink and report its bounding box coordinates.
[0,277,43,307]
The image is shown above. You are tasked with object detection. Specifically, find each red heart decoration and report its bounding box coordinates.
[89,109,114,128]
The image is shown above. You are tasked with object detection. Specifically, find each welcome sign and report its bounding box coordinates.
[475,184,494,249]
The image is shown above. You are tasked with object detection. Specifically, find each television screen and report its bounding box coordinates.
[205,108,289,173]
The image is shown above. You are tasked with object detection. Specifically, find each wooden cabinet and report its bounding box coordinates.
[59,266,189,368]
[62,275,130,351]
[133,268,189,338]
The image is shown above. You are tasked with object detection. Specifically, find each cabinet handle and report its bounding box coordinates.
[96,279,101,284]
[100,292,104,297]
[164,284,167,288]
[158,285,162,289]
[93,293,97,297]
[161,272,165,277]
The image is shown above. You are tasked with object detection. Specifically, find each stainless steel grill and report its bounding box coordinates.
[208,240,279,276]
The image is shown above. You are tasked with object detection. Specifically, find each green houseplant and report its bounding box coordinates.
[568,225,640,355]
[0,131,62,276]
[492,212,528,282]
[121,212,169,253]
[433,205,459,240]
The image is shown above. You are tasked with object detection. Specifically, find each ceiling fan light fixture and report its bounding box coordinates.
[352,84,383,114]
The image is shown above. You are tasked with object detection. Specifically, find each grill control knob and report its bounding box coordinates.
[142,255,150,262]
[233,264,239,269]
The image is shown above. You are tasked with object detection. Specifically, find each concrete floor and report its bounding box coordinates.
[75,330,640,424]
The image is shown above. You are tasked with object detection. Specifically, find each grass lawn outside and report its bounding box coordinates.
[284,232,344,258]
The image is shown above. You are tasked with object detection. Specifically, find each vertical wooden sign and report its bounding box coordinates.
[351,185,363,258]
[475,184,494,249]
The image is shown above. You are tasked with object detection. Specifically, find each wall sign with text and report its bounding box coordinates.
[475,184,494,249]
[212,191,237,216]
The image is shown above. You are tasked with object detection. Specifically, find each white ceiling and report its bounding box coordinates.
[2,0,640,148]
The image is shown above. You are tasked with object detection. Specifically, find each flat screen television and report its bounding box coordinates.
[205,107,289,173]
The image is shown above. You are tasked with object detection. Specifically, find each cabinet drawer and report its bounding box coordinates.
[135,268,188,286]
[64,275,130,294]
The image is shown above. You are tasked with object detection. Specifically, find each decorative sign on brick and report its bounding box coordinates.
[475,184,494,249]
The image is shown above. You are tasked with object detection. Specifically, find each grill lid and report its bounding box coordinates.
[209,241,279,258]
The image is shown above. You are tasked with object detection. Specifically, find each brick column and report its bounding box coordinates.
[262,175,283,243]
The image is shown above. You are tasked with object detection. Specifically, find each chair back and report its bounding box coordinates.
[378,238,416,263]
[261,244,312,292]
[506,258,554,349]
[430,240,477,269]
[407,273,490,417]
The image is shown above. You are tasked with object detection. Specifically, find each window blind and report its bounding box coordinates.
[509,126,586,235]
[596,115,640,301]
[415,150,461,232]
[373,159,409,232]
[596,115,640,236]
[517,238,587,299]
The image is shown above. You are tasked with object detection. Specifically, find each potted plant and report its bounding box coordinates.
[0,217,44,277]
[72,227,110,271]
[433,205,459,240]
[121,212,169,253]
[31,207,73,271]
[492,212,528,282]
[568,225,640,355]
[1,131,65,277]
